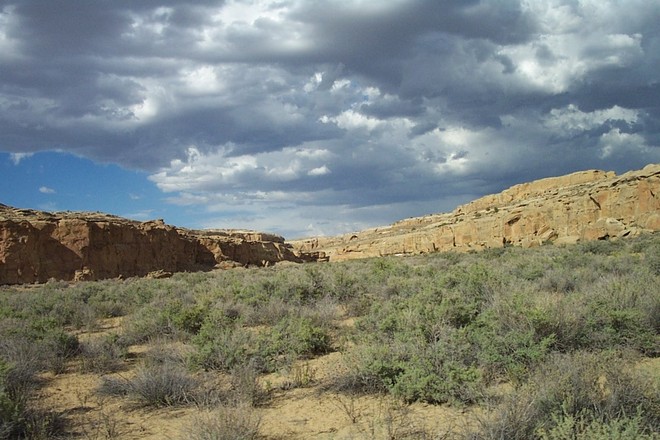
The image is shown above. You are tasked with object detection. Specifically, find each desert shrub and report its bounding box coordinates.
[0,336,46,398]
[344,262,506,404]
[122,296,208,343]
[183,405,261,440]
[0,360,66,440]
[257,315,332,367]
[110,364,200,407]
[43,329,81,374]
[579,238,621,255]
[227,361,268,407]
[338,343,404,395]
[243,296,291,326]
[578,273,659,355]
[279,362,318,390]
[97,376,131,397]
[131,363,199,407]
[538,267,578,293]
[537,410,655,440]
[300,294,340,327]
[469,288,556,383]
[341,327,481,405]
[644,240,660,275]
[143,339,193,369]
[295,265,328,303]
[192,324,259,372]
[389,330,482,404]
[436,263,502,327]
[0,360,22,439]
[192,309,332,372]
[513,259,548,281]
[471,318,554,384]
[78,334,127,374]
[371,257,410,281]
[467,351,659,440]
[120,304,172,344]
[327,264,363,301]
[0,320,79,376]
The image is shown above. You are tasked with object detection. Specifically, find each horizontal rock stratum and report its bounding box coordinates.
[291,163,660,261]
[0,207,319,284]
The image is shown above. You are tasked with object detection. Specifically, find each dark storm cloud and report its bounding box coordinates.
[1,0,659,236]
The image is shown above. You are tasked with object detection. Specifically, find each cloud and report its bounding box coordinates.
[9,152,33,165]
[123,209,155,221]
[1,0,660,236]
[38,186,55,194]
[308,165,330,177]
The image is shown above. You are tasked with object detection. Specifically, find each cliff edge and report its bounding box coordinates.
[0,208,319,284]
[291,164,660,260]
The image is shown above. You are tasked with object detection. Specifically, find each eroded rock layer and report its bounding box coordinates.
[291,164,660,261]
[0,208,318,284]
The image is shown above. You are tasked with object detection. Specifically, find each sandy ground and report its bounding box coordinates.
[34,318,481,439]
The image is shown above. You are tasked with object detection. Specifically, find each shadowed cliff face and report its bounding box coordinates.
[291,164,660,261]
[0,208,320,285]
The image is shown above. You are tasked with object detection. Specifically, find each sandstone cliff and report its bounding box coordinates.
[3,164,658,283]
[291,164,660,261]
[0,207,318,284]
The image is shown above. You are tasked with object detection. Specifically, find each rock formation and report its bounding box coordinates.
[3,164,658,283]
[0,207,319,284]
[291,164,660,261]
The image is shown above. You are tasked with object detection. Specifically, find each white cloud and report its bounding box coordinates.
[9,152,33,165]
[180,65,224,96]
[39,186,55,194]
[123,209,154,221]
[499,32,643,93]
[598,128,649,159]
[321,109,383,132]
[0,5,21,61]
[308,165,330,176]
[543,104,640,134]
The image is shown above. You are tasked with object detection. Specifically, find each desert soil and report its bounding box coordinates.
[34,317,481,439]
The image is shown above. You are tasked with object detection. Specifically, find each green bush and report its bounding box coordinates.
[389,332,481,404]
[122,297,209,343]
[257,316,332,367]
[342,327,481,405]
[467,351,659,440]
[537,410,655,440]
[192,325,257,372]
[0,360,65,440]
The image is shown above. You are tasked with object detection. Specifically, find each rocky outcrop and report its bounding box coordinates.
[291,164,660,261]
[3,164,658,283]
[0,207,319,284]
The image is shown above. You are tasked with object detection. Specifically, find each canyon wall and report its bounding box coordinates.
[291,164,660,261]
[3,163,658,283]
[0,207,318,284]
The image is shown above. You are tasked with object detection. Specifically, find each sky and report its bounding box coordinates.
[1,0,659,238]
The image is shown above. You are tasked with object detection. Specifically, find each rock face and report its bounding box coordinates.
[3,164,658,283]
[291,164,660,261]
[0,207,318,284]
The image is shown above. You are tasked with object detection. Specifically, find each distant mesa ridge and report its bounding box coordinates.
[290,163,660,261]
[1,163,659,284]
[0,207,321,285]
